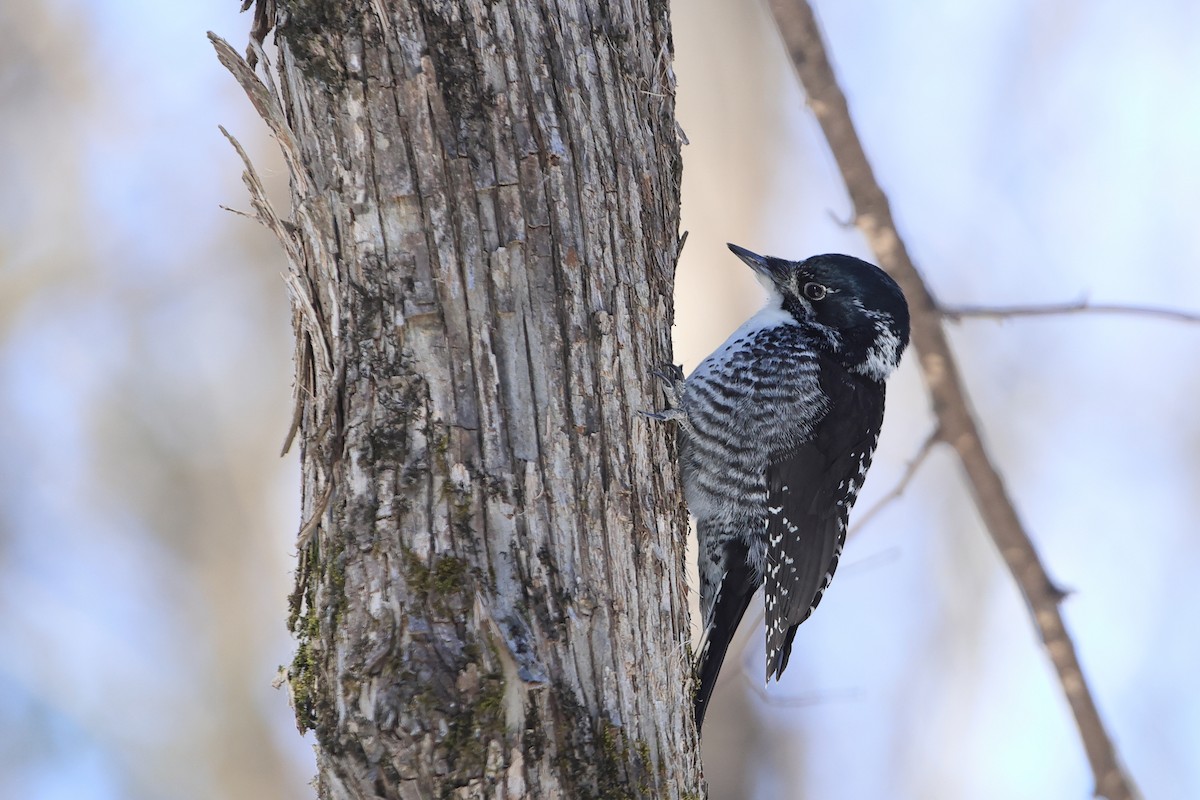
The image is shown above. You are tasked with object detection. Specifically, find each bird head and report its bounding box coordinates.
[728,243,911,381]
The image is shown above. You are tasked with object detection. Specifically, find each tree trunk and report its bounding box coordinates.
[215,0,699,796]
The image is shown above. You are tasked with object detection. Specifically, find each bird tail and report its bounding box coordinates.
[694,563,756,731]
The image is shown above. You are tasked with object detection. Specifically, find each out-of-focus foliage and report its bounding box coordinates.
[0,3,310,799]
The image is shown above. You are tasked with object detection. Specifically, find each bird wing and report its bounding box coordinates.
[764,372,884,680]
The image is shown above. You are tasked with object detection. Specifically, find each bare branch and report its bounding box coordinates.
[941,299,1200,324]
[767,2,1139,798]
[849,427,940,537]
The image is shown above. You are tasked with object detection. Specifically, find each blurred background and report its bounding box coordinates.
[1,1,1197,799]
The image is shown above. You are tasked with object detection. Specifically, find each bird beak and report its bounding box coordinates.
[727,243,787,284]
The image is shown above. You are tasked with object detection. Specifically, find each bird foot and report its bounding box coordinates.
[650,363,687,409]
[639,407,688,424]
[642,364,693,435]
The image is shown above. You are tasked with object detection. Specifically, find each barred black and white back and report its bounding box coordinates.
[659,244,909,732]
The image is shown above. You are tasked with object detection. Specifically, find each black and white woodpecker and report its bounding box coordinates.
[650,243,910,730]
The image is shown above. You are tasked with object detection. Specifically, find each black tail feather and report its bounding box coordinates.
[767,623,800,681]
[694,552,757,732]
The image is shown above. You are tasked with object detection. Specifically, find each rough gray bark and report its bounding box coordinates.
[213,0,701,797]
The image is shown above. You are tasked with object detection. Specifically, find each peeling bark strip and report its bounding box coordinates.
[214,0,700,796]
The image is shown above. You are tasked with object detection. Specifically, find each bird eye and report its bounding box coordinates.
[803,282,827,301]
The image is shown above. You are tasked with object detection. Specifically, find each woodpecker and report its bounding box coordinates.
[651,243,910,731]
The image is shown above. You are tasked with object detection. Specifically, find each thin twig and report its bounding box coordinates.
[941,299,1200,324]
[767,3,1139,798]
[836,546,900,577]
[218,204,258,221]
[740,668,863,709]
[849,427,941,537]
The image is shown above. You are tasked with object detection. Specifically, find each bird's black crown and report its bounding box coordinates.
[728,244,910,380]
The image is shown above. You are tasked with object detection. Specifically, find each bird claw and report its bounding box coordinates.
[649,363,687,410]
[650,363,685,385]
[639,407,688,424]
[642,363,693,434]
[640,407,694,437]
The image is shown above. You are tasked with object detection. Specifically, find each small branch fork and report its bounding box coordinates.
[768,2,1140,798]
